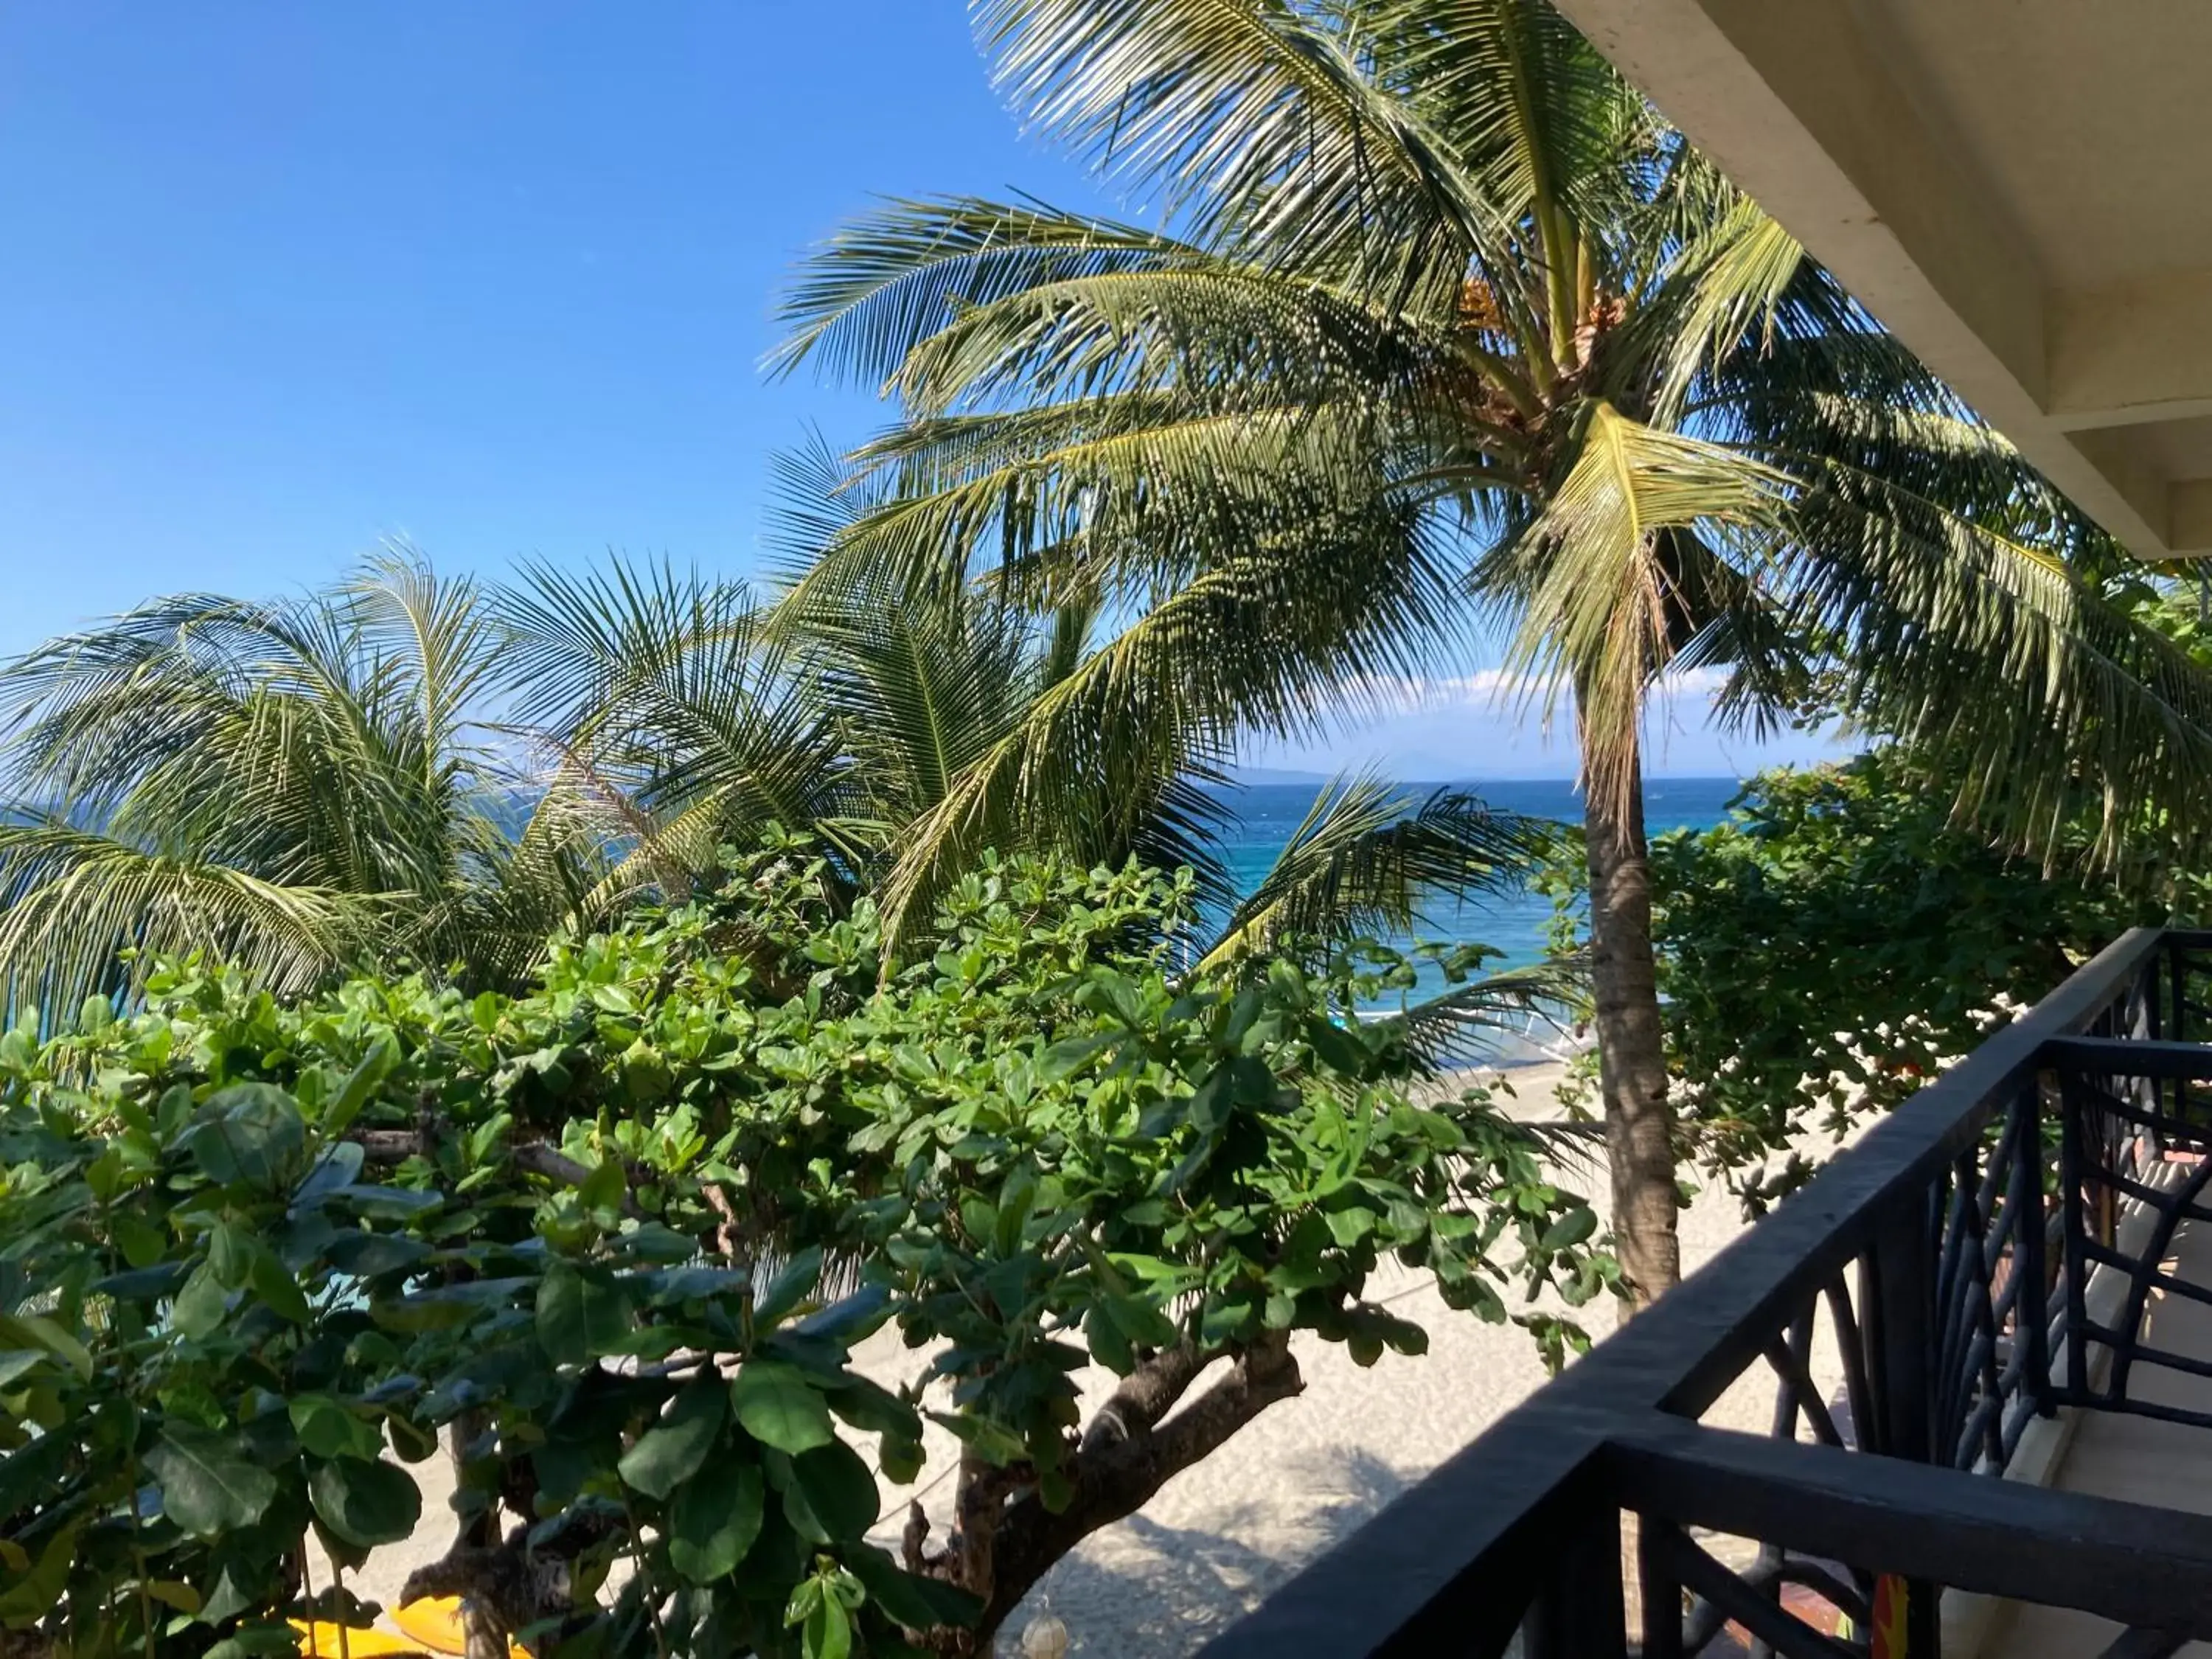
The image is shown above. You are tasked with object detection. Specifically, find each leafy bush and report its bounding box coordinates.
[1646,749,2211,1205]
[0,838,1607,1657]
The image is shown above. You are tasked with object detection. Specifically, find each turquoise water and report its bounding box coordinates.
[1213,776,1744,979]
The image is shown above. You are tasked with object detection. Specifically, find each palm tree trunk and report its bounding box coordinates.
[1579,725,1680,1309]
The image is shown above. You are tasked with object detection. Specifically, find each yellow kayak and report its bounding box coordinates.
[390,1597,529,1659]
[291,1623,428,1659]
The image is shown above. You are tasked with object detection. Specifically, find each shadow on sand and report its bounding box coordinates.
[1011,1449,1411,1655]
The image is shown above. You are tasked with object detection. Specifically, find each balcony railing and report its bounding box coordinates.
[1196,925,2212,1658]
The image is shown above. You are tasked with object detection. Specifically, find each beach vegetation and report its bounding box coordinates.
[1627,748,2212,1206]
[774,0,2212,1304]
[0,839,1605,1656]
[0,533,1559,1070]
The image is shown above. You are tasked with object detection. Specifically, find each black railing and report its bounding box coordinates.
[1197,926,2212,1658]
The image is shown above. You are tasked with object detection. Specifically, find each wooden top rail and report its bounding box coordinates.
[1196,926,2185,1658]
[1610,1416,2212,1639]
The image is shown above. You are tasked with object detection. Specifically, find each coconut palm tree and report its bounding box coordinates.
[504,454,1563,1053]
[0,554,614,1014]
[773,0,2212,1301]
[1,527,1562,1062]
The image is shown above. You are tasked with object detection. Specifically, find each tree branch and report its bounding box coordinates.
[964,1332,1305,1646]
[350,1130,639,1215]
[400,1507,622,1644]
[509,1141,601,1190]
[1077,1340,1207,1453]
[352,1129,433,1164]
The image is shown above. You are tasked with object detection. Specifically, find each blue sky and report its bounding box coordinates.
[0,0,1841,779]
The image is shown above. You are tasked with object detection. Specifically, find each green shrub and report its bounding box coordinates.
[0,838,1606,1657]
[1646,749,2210,1206]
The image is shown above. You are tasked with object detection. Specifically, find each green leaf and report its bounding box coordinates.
[324,1231,433,1277]
[145,1579,202,1615]
[667,1461,763,1583]
[786,1568,859,1659]
[387,1412,439,1464]
[806,1597,851,1659]
[195,1565,257,1627]
[294,1141,366,1207]
[577,1157,625,1215]
[309,1456,422,1547]
[209,1224,251,1287]
[536,1262,633,1365]
[324,1037,397,1137]
[0,1354,41,1391]
[779,1439,879,1543]
[0,1523,77,1625]
[1083,1304,1133,1376]
[111,1211,167,1269]
[793,1284,892,1346]
[290,1397,382,1462]
[636,1265,751,1307]
[846,1545,981,1633]
[1186,1065,1234,1133]
[1538,1207,1598,1253]
[617,1377,726,1500]
[184,1083,307,1190]
[0,1315,90,1381]
[754,1246,823,1328]
[0,1433,69,1526]
[994,1166,1039,1256]
[925,1410,1026,1467]
[333,1184,442,1220]
[147,1425,278,1537]
[878,1436,923,1485]
[731,1361,835,1455]
[1323,1205,1378,1248]
[371,1276,531,1333]
[248,1245,313,1326]
[821,1374,920,1441]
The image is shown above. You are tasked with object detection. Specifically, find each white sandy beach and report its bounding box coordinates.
[328,1062,1846,1654]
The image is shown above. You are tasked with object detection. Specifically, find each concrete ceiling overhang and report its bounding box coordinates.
[1552,0,2212,557]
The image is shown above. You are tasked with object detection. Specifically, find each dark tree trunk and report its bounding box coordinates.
[908,1334,1304,1651]
[1580,725,1679,1309]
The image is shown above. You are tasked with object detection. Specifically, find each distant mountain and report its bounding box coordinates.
[1220,765,1330,787]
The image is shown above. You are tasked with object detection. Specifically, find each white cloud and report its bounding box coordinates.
[1242,663,1851,782]
[1358,663,1736,714]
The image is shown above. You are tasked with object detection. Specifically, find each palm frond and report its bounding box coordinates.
[1764,454,2212,866]
[975,0,1506,291]
[495,557,858,872]
[1200,773,1548,968]
[1484,403,1790,806]
[0,821,367,1017]
[771,197,1207,390]
[1385,953,1588,1074]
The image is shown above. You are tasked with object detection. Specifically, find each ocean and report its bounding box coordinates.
[1213,775,1745,990]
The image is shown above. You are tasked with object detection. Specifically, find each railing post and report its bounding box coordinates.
[1521,1506,1627,1659]
[2059,1073,2090,1404]
[2134,956,2166,1158]
[1635,1517,1686,1659]
[2011,1078,2056,1418]
[1867,1186,1943,1655]
[2176,935,2199,1133]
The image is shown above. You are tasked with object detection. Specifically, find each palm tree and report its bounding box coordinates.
[0,554,613,1013]
[505,459,1564,1059]
[773,0,2212,1302]
[1,525,1561,1062]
